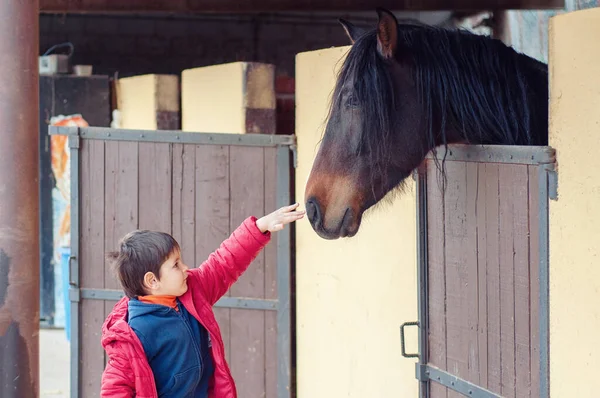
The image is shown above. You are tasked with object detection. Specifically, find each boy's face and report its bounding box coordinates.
[146,249,189,297]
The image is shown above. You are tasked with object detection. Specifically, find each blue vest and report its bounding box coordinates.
[128,298,214,397]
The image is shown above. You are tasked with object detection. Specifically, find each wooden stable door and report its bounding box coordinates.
[406,145,555,398]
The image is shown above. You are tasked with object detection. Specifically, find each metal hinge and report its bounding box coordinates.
[416,364,502,398]
[68,135,80,149]
[548,169,558,201]
[69,287,80,303]
[290,143,298,168]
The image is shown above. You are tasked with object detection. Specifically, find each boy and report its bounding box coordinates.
[100,203,305,398]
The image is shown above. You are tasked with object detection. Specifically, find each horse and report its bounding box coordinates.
[304,8,548,240]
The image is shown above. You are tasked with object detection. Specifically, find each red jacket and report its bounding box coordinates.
[100,217,271,398]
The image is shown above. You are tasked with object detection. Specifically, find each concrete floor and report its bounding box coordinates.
[40,328,70,398]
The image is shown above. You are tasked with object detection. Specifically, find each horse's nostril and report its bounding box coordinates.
[305,198,321,225]
[341,207,353,234]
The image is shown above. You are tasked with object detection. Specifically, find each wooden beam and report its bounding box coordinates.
[40,0,565,14]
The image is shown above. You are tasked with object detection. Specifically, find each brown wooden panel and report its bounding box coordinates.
[476,164,488,389]
[172,143,196,269]
[264,147,278,398]
[138,142,172,233]
[426,157,542,397]
[195,144,231,364]
[230,146,266,397]
[80,139,106,398]
[485,164,502,394]
[426,161,447,398]
[499,165,516,398]
[195,144,230,265]
[40,0,565,13]
[465,163,480,385]
[528,166,541,398]
[77,138,290,398]
[80,139,105,290]
[443,161,469,398]
[513,167,531,398]
[103,140,139,358]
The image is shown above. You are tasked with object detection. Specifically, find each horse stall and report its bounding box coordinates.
[411,146,555,398]
[295,7,600,398]
[51,61,297,398]
[293,18,559,398]
[296,46,420,398]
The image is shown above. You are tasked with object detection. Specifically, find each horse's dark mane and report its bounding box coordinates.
[329,23,548,185]
[406,24,547,146]
[329,30,396,188]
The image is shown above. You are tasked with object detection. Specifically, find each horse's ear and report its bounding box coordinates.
[339,18,364,44]
[375,8,398,60]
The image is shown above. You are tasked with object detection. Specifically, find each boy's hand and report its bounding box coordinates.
[256,203,305,233]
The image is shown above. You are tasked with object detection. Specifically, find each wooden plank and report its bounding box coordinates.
[426,160,447,398]
[263,147,278,398]
[172,143,196,271]
[195,144,231,363]
[103,140,138,332]
[499,165,516,398]
[485,164,502,394]
[466,163,480,385]
[528,166,541,398]
[513,166,531,398]
[443,161,469,398]
[138,142,172,233]
[80,139,106,397]
[229,146,266,397]
[40,0,565,13]
[476,163,488,389]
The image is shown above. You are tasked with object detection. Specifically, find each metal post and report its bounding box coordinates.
[0,0,40,397]
[415,166,429,398]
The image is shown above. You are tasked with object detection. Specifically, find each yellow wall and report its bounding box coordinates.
[117,74,179,130]
[181,62,275,133]
[548,8,600,397]
[295,47,419,397]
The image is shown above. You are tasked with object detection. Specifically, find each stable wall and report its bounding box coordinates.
[181,62,276,134]
[295,47,418,397]
[117,74,179,130]
[548,8,600,397]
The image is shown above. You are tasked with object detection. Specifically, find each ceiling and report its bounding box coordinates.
[39,0,565,14]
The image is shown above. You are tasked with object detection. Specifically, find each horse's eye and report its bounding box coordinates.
[345,95,360,109]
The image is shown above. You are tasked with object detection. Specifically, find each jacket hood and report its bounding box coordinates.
[101,296,138,350]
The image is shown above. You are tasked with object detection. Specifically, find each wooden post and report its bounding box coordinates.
[0,0,41,396]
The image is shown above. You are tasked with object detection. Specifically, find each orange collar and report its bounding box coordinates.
[138,295,178,311]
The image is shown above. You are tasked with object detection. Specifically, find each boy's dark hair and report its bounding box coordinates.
[106,230,180,298]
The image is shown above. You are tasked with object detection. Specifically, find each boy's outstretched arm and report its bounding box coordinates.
[189,203,304,305]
